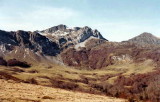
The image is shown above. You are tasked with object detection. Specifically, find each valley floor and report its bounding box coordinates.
[0,79,126,102]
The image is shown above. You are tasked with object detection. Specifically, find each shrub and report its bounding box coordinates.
[50,79,79,90]
[87,70,160,102]
[0,57,7,66]
[7,59,31,68]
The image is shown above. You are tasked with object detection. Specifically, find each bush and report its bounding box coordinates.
[25,78,38,84]
[7,59,31,68]
[86,70,160,102]
[0,57,31,68]
[0,57,7,66]
[50,79,79,90]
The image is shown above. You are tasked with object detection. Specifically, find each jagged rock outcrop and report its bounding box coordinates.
[0,25,107,66]
[39,24,107,49]
[0,30,60,56]
[0,30,61,65]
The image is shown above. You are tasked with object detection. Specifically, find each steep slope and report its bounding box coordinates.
[0,25,107,64]
[39,24,107,49]
[0,79,126,102]
[61,33,160,69]
[0,30,60,56]
[0,30,60,64]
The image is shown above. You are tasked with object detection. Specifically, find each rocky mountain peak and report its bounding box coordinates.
[128,32,160,45]
[138,32,156,38]
[83,26,90,30]
[39,25,107,49]
[42,24,67,34]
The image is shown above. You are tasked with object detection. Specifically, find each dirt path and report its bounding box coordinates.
[0,79,126,102]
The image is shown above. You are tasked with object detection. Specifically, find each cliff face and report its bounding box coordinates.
[0,25,107,65]
[39,24,107,49]
[0,30,60,56]
[0,30,61,64]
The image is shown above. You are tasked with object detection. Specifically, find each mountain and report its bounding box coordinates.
[1,26,160,69]
[61,32,160,69]
[0,25,107,64]
[0,30,60,55]
[0,30,60,64]
[1,26,160,68]
[127,32,160,45]
[39,24,107,49]
[0,26,160,102]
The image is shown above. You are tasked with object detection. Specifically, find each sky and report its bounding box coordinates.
[0,0,160,41]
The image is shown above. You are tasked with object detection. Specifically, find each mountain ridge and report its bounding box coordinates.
[0,25,107,65]
[0,25,160,68]
[39,24,107,49]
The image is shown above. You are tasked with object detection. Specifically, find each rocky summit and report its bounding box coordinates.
[0,25,107,64]
[127,32,160,45]
[39,24,107,49]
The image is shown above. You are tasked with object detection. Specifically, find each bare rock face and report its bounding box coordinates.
[0,25,107,65]
[0,30,60,56]
[40,24,107,49]
[43,24,67,33]
[2,25,160,70]
[0,30,61,65]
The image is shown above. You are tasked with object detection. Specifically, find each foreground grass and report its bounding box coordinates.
[0,79,126,102]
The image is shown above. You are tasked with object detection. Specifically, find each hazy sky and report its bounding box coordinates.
[0,0,160,41]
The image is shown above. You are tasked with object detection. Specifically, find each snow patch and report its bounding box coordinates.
[15,50,17,54]
[25,49,30,55]
[40,30,69,37]
[0,45,6,52]
[75,42,86,50]
[51,30,69,36]
[74,36,98,50]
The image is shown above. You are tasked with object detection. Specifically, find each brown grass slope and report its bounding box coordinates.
[0,59,158,102]
[0,79,126,102]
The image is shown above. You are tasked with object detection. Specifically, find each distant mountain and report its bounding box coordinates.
[127,32,160,45]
